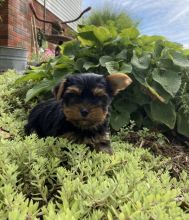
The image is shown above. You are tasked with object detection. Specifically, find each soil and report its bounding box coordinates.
[121,131,189,179]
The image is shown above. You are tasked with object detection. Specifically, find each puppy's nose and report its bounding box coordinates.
[80,108,89,117]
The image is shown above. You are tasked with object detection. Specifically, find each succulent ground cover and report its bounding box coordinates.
[1,71,189,219]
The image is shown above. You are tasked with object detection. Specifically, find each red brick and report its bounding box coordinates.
[0,0,70,56]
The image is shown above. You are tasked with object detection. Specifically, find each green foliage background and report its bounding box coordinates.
[0,0,4,5]
[1,71,189,219]
[17,24,189,138]
[83,6,137,31]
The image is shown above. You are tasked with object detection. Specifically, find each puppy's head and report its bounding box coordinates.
[53,73,132,129]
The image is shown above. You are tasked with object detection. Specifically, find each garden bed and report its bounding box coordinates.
[119,130,189,179]
[1,71,189,219]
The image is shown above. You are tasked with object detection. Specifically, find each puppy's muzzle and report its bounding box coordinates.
[80,108,89,117]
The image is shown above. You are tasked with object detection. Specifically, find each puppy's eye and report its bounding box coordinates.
[67,93,80,97]
[64,93,80,99]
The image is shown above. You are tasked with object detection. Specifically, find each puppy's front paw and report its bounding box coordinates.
[96,145,113,155]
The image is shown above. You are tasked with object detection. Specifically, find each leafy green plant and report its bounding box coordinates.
[0,0,5,21]
[83,5,137,32]
[17,23,189,138]
[1,70,189,219]
[0,0,5,6]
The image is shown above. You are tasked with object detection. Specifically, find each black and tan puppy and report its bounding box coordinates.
[25,73,132,154]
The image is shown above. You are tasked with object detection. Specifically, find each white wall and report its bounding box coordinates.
[36,0,82,30]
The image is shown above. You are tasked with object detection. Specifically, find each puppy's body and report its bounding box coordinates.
[25,98,110,152]
[25,73,132,154]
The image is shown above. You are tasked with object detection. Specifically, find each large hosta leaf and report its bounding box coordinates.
[132,73,165,103]
[74,58,87,71]
[83,61,99,70]
[152,68,181,97]
[131,52,151,70]
[15,70,47,83]
[78,26,112,46]
[120,63,132,73]
[105,61,119,74]
[137,36,165,46]
[177,110,189,138]
[113,98,138,114]
[110,110,130,130]
[78,31,99,46]
[116,49,127,60]
[61,40,80,57]
[120,27,140,40]
[99,56,114,67]
[25,80,56,102]
[169,51,189,68]
[93,26,112,43]
[150,81,172,103]
[150,101,176,129]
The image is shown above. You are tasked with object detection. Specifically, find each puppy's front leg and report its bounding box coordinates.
[93,132,113,155]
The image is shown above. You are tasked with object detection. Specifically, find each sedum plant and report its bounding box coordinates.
[1,71,189,219]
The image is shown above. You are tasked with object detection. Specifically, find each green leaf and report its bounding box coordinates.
[152,68,181,97]
[131,52,151,70]
[120,63,132,73]
[145,83,165,103]
[170,51,189,68]
[25,80,55,102]
[99,56,114,67]
[105,61,119,74]
[130,85,151,105]
[131,110,143,127]
[93,26,112,43]
[116,49,127,60]
[78,31,99,46]
[164,41,183,51]
[157,58,174,70]
[110,110,130,130]
[150,101,176,129]
[150,81,172,103]
[137,35,165,45]
[61,40,80,57]
[83,61,99,70]
[74,58,86,71]
[132,71,165,103]
[53,70,68,81]
[113,98,138,114]
[154,40,165,57]
[120,27,140,39]
[78,26,112,46]
[15,71,47,83]
[177,110,189,138]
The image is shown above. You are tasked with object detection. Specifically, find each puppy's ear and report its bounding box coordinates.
[53,80,66,100]
[106,73,132,95]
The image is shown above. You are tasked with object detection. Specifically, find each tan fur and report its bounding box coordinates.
[63,104,108,129]
[93,87,107,96]
[65,86,81,95]
[106,73,132,95]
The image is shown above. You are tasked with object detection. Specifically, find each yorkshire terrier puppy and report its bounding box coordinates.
[25,73,132,154]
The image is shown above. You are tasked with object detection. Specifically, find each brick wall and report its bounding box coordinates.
[0,0,8,46]
[0,0,70,56]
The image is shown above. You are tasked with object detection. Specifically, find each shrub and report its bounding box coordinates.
[83,6,137,32]
[1,70,189,219]
[0,0,5,5]
[17,23,189,138]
